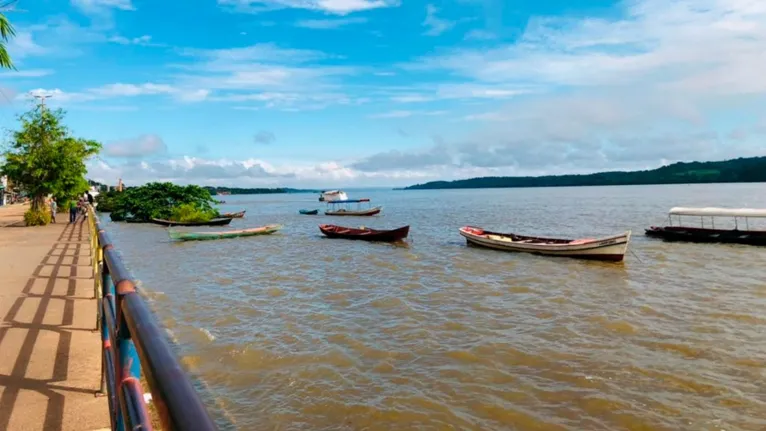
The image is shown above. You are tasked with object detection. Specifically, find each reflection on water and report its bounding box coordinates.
[108,184,766,430]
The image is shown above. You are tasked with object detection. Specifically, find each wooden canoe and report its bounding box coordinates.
[324,206,382,216]
[299,209,319,215]
[319,224,409,242]
[151,218,233,227]
[168,224,282,241]
[459,226,631,262]
[221,210,246,218]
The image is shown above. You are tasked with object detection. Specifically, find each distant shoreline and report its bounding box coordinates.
[205,187,320,195]
[401,156,766,191]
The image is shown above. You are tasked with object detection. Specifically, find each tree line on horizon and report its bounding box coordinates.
[403,157,766,190]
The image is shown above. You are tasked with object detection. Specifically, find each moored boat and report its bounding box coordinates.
[645,207,766,246]
[459,226,631,262]
[168,224,282,241]
[325,198,382,216]
[221,210,246,218]
[319,224,409,242]
[150,218,233,227]
[299,209,319,215]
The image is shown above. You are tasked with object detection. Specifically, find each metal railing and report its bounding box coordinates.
[87,207,218,430]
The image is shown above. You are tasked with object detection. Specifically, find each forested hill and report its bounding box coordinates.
[403,156,766,190]
[204,186,318,195]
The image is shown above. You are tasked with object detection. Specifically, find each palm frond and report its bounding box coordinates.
[0,45,13,70]
[0,13,15,40]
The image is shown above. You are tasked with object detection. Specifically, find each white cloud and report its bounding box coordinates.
[6,32,47,59]
[295,17,368,29]
[464,29,495,40]
[423,4,455,36]
[103,134,167,158]
[20,83,210,104]
[109,35,161,46]
[173,44,362,109]
[218,0,398,15]
[0,69,54,78]
[369,110,447,118]
[86,155,464,188]
[71,0,135,12]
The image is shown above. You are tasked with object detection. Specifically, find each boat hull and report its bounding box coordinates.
[645,226,766,246]
[325,206,382,216]
[169,224,282,241]
[319,224,409,242]
[151,218,233,227]
[221,210,246,218]
[299,209,319,215]
[459,227,631,262]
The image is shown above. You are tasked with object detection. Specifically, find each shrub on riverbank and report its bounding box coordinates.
[107,182,219,222]
[23,208,52,226]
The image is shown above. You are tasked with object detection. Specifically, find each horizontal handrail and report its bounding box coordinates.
[88,207,217,430]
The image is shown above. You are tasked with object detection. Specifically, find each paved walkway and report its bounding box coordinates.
[0,204,109,430]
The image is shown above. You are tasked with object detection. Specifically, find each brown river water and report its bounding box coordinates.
[103,184,766,431]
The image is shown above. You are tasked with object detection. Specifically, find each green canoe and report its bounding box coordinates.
[168,224,282,241]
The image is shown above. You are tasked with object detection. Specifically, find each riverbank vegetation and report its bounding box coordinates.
[1,106,102,225]
[204,186,318,195]
[100,182,219,222]
[403,156,766,190]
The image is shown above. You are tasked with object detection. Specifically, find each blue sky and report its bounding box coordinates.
[2,0,765,187]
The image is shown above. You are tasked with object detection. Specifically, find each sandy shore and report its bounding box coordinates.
[0,204,109,430]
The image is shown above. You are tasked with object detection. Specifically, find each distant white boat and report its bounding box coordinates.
[319,190,348,202]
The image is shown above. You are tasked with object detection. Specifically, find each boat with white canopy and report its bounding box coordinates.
[325,198,382,216]
[645,207,766,245]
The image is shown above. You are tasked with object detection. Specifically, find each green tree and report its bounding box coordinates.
[0,12,16,70]
[0,105,102,224]
[106,182,219,222]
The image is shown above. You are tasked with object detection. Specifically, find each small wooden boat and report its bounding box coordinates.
[319,224,409,242]
[459,226,631,262]
[299,209,319,215]
[221,210,246,218]
[646,207,766,246]
[325,198,381,216]
[168,224,282,241]
[150,218,233,227]
[325,207,382,216]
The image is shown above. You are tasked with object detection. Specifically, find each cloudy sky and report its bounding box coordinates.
[2,0,765,188]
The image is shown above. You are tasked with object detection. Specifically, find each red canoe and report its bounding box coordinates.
[319,224,410,242]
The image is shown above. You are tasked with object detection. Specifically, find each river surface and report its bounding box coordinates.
[103,184,766,431]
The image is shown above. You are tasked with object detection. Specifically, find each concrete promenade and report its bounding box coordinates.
[0,204,109,430]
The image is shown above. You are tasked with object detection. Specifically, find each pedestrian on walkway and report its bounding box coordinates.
[69,198,78,223]
[50,198,57,223]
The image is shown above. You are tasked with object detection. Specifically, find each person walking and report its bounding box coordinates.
[69,197,78,223]
[50,197,57,223]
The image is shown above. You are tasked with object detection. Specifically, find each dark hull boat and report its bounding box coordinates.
[325,207,382,216]
[646,207,766,246]
[150,218,233,227]
[645,226,766,246]
[299,209,319,215]
[319,224,409,242]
